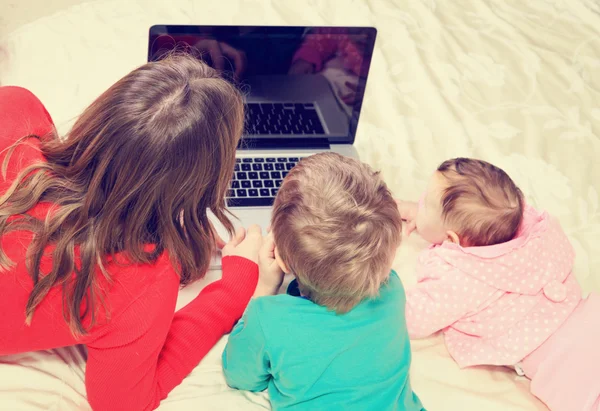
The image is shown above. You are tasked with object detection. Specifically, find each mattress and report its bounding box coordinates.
[1,0,599,409]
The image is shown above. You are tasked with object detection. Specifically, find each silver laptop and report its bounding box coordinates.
[148,25,377,246]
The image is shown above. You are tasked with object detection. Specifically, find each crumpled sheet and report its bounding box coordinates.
[1,0,598,409]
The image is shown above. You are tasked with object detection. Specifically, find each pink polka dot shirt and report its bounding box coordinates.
[405,205,581,368]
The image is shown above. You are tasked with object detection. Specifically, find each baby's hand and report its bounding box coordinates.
[288,59,315,75]
[340,81,358,105]
[395,200,418,237]
[254,232,284,297]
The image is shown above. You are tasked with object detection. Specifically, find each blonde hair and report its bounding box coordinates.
[271,152,401,314]
[437,158,524,247]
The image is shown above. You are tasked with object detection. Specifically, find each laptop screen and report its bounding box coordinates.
[148,25,377,146]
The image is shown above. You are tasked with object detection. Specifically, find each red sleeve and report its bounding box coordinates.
[85,256,258,411]
[0,86,54,192]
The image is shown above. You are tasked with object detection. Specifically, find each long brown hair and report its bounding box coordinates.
[0,54,244,335]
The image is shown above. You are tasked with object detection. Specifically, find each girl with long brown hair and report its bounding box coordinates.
[0,54,264,410]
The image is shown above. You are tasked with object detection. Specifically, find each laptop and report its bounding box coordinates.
[148,25,377,248]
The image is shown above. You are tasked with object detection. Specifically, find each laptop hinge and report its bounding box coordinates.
[238,138,330,150]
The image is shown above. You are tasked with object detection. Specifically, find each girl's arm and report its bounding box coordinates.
[85,256,258,411]
[0,86,54,150]
[0,87,54,191]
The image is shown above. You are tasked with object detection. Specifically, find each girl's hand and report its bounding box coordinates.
[221,225,263,264]
[395,200,418,237]
[194,39,247,81]
[254,232,284,297]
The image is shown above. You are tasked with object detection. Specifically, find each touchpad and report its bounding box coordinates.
[208,207,272,269]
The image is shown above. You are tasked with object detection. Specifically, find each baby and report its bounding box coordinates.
[222,152,424,410]
[399,157,599,411]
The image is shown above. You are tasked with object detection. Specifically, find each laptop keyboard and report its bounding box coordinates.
[227,156,303,207]
[245,103,326,136]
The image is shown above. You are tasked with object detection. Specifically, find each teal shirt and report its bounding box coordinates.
[222,271,424,411]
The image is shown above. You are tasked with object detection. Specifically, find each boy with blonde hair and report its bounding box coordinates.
[222,152,424,410]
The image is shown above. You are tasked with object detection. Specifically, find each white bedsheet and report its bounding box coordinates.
[1,0,599,409]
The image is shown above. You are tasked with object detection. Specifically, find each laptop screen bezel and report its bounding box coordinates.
[148,25,377,147]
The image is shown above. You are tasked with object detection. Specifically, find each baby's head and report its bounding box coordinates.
[271,152,401,314]
[416,158,524,247]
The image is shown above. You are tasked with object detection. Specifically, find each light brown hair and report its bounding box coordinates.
[437,158,524,247]
[271,152,401,314]
[0,54,244,334]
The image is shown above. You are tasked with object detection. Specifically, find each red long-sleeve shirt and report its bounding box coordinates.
[0,86,258,410]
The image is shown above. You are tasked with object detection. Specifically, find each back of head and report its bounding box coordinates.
[437,158,524,247]
[271,153,402,314]
[42,53,244,262]
[0,53,244,334]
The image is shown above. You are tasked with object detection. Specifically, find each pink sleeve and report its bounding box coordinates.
[292,29,341,72]
[405,255,477,339]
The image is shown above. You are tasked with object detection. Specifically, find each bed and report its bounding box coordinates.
[1,0,599,409]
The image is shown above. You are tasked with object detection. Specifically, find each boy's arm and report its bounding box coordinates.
[222,300,270,392]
